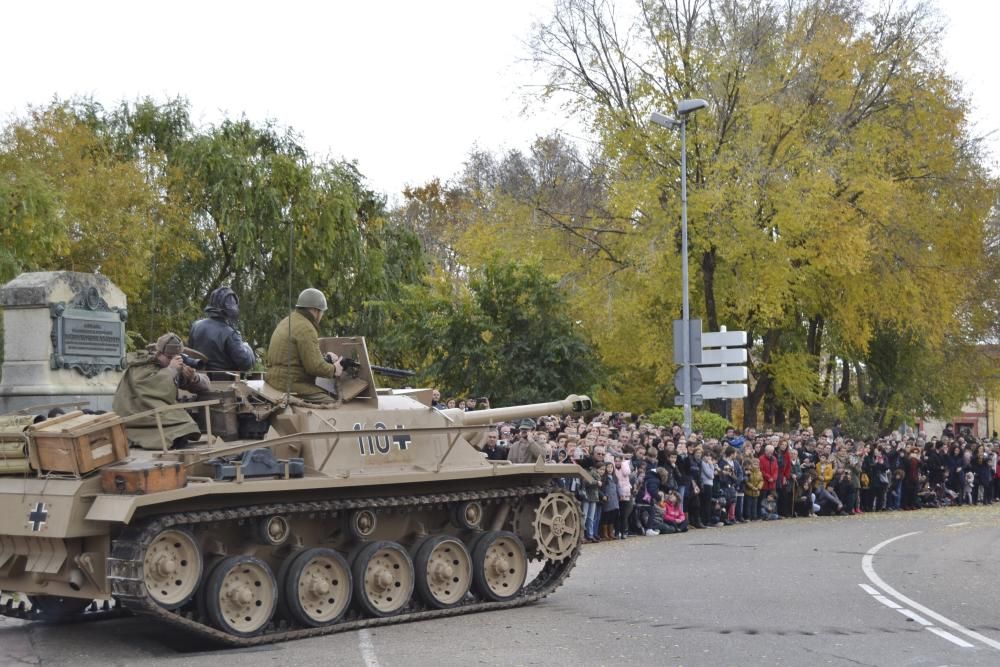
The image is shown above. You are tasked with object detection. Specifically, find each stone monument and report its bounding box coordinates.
[0,271,127,414]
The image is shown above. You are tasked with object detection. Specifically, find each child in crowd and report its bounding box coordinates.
[661,490,688,533]
[744,457,763,520]
[963,469,975,506]
[599,461,620,541]
[760,492,781,520]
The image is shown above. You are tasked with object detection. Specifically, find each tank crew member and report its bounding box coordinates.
[188,286,255,380]
[112,332,211,449]
[507,418,548,463]
[265,287,344,402]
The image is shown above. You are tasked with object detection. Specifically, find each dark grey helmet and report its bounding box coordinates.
[296,288,328,311]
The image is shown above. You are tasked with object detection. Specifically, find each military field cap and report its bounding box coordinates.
[155,332,184,356]
[518,418,536,431]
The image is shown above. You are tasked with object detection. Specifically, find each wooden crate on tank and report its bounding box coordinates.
[27,411,129,475]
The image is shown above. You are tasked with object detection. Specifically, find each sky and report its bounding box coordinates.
[1,0,997,199]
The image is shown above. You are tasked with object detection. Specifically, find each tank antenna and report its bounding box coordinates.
[284,217,294,405]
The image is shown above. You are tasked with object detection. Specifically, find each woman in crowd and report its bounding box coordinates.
[613,453,634,538]
[599,461,620,540]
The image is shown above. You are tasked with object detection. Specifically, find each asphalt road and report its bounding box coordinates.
[2,505,998,666]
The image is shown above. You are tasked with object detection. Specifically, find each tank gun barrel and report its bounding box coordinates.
[440,395,591,426]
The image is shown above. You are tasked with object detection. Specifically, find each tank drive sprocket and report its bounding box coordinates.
[531,491,582,561]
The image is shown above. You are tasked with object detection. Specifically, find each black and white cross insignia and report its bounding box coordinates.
[28,502,49,532]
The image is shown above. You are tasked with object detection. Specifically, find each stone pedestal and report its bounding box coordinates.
[0,272,127,414]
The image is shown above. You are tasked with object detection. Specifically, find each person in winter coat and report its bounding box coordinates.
[775,440,794,517]
[716,451,737,524]
[973,446,993,504]
[599,462,620,540]
[580,459,603,542]
[760,492,781,520]
[902,449,922,510]
[816,453,835,490]
[613,454,634,538]
[744,456,764,521]
[188,286,255,380]
[661,490,688,532]
[758,445,779,519]
[729,448,747,523]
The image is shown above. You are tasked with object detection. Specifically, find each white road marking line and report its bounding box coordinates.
[947,522,970,528]
[897,608,932,626]
[873,595,902,610]
[358,628,381,667]
[863,531,1000,651]
[927,627,976,648]
[858,583,880,595]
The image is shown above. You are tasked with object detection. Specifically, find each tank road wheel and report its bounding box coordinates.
[143,527,203,610]
[284,548,352,627]
[352,541,414,617]
[28,595,93,621]
[205,555,277,637]
[532,491,582,561]
[414,535,472,609]
[471,530,528,602]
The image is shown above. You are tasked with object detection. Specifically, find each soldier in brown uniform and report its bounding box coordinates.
[113,332,211,449]
[265,288,344,403]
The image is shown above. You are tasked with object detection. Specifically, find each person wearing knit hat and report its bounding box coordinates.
[112,332,210,449]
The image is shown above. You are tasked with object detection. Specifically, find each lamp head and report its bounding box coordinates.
[677,98,709,116]
[649,111,680,130]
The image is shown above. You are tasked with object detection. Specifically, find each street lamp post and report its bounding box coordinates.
[651,98,708,437]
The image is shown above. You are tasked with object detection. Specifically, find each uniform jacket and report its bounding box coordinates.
[188,315,254,377]
[265,310,337,399]
[113,351,210,450]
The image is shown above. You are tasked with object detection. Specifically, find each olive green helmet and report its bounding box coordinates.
[295,288,328,311]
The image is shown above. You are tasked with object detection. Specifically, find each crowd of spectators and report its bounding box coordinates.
[465,408,1000,542]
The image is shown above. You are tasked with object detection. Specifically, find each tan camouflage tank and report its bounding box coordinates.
[0,337,589,645]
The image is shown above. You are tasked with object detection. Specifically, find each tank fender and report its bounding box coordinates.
[85,495,141,525]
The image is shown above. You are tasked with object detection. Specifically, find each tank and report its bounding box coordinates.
[0,336,591,645]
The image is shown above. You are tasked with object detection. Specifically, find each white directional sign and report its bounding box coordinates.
[701,330,748,348]
[698,365,748,383]
[699,383,749,399]
[699,347,748,366]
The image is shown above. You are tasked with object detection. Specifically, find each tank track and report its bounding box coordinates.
[0,595,124,624]
[107,485,579,646]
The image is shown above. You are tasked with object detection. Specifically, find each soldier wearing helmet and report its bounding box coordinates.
[265,288,344,402]
[188,286,255,380]
[113,332,211,449]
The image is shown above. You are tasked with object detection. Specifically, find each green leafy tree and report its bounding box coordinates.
[517,0,1000,425]
[647,408,732,440]
[383,258,599,405]
[1,98,427,366]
